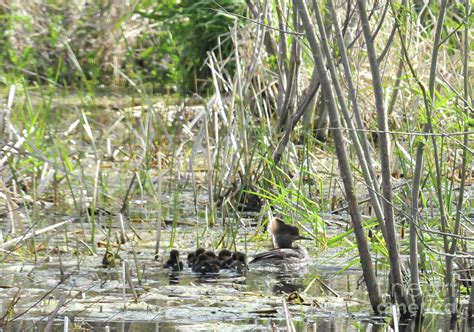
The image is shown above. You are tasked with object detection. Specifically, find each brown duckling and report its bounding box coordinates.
[163,249,184,271]
[229,251,248,273]
[187,248,205,267]
[219,251,248,273]
[218,249,233,262]
[192,251,220,274]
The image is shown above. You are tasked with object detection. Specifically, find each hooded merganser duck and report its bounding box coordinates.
[192,250,221,274]
[250,218,312,265]
[163,249,184,271]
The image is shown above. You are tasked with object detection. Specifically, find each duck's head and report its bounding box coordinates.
[270,218,311,248]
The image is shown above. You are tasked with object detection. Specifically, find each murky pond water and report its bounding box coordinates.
[1,219,469,331]
[0,219,376,331]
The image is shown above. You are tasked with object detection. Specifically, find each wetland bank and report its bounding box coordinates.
[1,1,473,331]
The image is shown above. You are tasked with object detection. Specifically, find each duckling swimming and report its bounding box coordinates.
[192,250,221,274]
[163,249,184,271]
[218,249,233,263]
[187,248,205,267]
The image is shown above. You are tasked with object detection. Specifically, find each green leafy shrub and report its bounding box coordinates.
[135,0,245,92]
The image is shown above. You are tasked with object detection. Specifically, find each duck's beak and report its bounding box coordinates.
[296,235,312,241]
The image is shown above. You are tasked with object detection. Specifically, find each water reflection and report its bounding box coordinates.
[4,318,379,331]
[168,271,180,285]
[3,305,465,332]
[272,274,304,295]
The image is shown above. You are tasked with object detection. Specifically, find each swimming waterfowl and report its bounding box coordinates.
[250,218,311,265]
[163,249,184,271]
[228,251,248,273]
[192,250,221,274]
[218,249,233,262]
[187,248,205,267]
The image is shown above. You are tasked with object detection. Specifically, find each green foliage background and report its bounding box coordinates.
[0,1,245,93]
